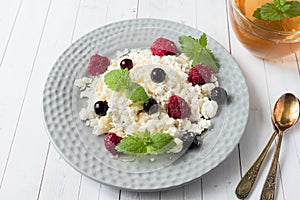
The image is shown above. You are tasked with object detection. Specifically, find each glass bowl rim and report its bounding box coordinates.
[229,0,300,36]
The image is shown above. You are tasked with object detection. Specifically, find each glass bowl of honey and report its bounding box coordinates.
[229,0,300,59]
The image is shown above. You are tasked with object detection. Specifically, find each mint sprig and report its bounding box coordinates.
[115,130,176,156]
[104,68,130,91]
[104,69,149,103]
[179,33,219,72]
[253,0,300,21]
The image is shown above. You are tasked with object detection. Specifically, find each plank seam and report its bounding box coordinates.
[136,0,139,18]
[118,189,121,200]
[224,0,232,54]
[0,0,23,69]
[36,142,51,200]
[70,0,82,43]
[295,53,300,76]
[237,144,243,177]
[0,0,52,190]
[200,178,203,200]
[263,58,287,200]
[104,1,110,24]
[278,164,287,200]
[76,176,83,200]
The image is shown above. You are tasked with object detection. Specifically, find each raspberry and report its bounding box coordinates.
[167,95,191,119]
[187,64,214,85]
[104,132,123,155]
[87,54,110,76]
[150,38,177,56]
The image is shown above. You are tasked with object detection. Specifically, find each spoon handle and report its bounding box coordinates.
[235,131,277,199]
[260,133,283,200]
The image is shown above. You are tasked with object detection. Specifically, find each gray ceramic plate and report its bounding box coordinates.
[43,18,249,191]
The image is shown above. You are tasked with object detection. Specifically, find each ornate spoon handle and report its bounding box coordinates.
[235,131,277,199]
[260,133,283,200]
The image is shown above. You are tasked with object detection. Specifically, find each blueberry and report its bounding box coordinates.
[94,101,109,116]
[181,132,202,149]
[151,68,166,83]
[210,87,227,104]
[143,98,158,114]
[189,136,202,149]
[120,58,133,70]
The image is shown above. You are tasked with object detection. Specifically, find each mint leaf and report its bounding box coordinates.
[259,3,286,20]
[104,69,130,91]
[253,8,263,19]
[115,130,176,156]
[135,129,151,138]
[124,82,149,103]
[104,69,149,103]
[275,0,290,12]
[275,0,286,5]
[115,134,148,155]
[198,33,208,47]
[179,35,201,60]
[253,0,300,20]
[179,34,219,72]
[147,133,176,154]
[192,48,219,72]
[285,1,300,17]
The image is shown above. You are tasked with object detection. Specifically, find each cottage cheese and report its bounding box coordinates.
[75,49,219,153]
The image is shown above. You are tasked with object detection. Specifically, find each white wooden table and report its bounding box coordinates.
[0,0,299,199]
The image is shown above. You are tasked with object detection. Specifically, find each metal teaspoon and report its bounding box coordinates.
[235,93,300,199]
[236,113,278,198]
[260,93,300,200]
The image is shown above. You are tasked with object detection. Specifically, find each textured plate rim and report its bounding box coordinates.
[42,18,249,191]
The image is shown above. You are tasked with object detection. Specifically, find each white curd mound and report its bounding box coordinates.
[74,49,219,152]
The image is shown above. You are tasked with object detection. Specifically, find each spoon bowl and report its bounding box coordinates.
[272,93,300,132]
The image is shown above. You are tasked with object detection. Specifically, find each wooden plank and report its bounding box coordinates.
[202,148,241,200]
[73,1,121,199]
[230,30,300,200]
[161,189,185,200]
[139,192,160,200]
[138,0,200,198]
[0,0,21,67]
[0,0,299,199]
[165,0,197,27]
[98,185,120,200]
[103,0,142,199]
[78,177,100,200]
[0,0,81,199]
[119,190,160,200]
[263,55,300,200]
[227,15,290,198]
[139,1,240,199]
[184,179,202,200]
[197,1,241,199]
[37,149,81,200]
[71,0,130,199]
[0,0,52,195]
[31,0,83,199]
[137,0,167,19]
[0,0,28,179]
[72,0,109,40]
[138,0,197,27]
[229,35,276,199]
[195,0,229,50]
[105,0,138,23]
